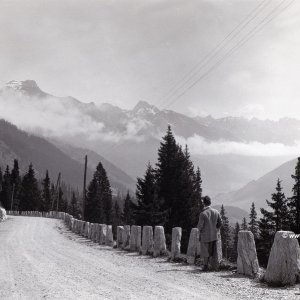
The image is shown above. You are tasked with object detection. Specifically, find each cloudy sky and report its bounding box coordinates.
[0,0,299,120]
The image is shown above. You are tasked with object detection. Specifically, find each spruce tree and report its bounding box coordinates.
[19,163,41,211]
[112,199,122,237]
[173,145,196,251]
[232,222,240,261]
[69,192,80,218]
[257,209,274,266]
[156,125,180,232]
[57,187,68,212]
[85,162,112,224]
[288,157,300,233]
[41,170,52,212]
[220,205,230,259]
[248,202,259,239]
[241,217,248,230]
[135,163,165,226]
[0,167,2,190]
[122,191,136,225]
[0,166,12,210]
[191,167,203,227]
[11,159,21,210]
[267,179,289,231]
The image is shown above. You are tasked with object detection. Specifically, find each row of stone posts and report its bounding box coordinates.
[7,210,300,286]
[7,210,64,218]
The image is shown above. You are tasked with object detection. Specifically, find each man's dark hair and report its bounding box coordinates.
[202,196,211,206]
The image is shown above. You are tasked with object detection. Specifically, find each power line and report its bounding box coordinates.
[163,0,294,110]
[156,0,272,108]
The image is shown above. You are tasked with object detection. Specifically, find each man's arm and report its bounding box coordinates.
[197,213,205,232]
[216,212,222,229]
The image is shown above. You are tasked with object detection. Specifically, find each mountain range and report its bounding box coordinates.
[0,119,134,195]
[0,80,299,210]
[215,157,298,211]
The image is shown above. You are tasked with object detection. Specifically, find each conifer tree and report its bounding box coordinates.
[248,202,259,239]
[191,167,203,227]
[267,179,289,231]
[241,217,248,230]
[220,205,230,259]
[0,166,12,210]
[135,163,165,226]
[288,157,300,233]
[41,170,52,212]
[232,222,240,261]
[85,162,112,224]
[11,159,21,210]
[156,125,180,232]
[19,163,41,211]
[0,167,2,193]
[112,199,122,237]
[257,209,274,266]
[57,187,68,212]
[122,191,136,225]
[257,179,289,265]
[69,192,80,218]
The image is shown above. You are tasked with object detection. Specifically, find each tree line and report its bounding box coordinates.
[0,159,80,217]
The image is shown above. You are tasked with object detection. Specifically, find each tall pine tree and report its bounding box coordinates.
[122,192,136,225]
[156,125,180,232]
[191,167,203,227]
[69,192,80,218]
[288,157,300,233]
[112,199,122,237]
[11,159,21,210]
[19,163,41,211]
[41,170,52,212]
[220,205,230,259]
[135,163,165,226]
[85,162,112,224]
[0,166,12,210]
[267,179,289,231]
[248,202,259,239]
[241,217,248,230]
[232,222,240,261]
[257,209,274,267]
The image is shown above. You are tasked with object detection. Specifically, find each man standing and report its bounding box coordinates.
[197,196,222,271]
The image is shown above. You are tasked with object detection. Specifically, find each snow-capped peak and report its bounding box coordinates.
[132,100,160,115]
[5,80,47,97]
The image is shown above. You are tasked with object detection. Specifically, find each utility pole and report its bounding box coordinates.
[82,155,88,220]
[10,183,15,211]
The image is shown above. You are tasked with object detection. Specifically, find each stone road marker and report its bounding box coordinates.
[264,231,300,286]
[237,231,259,277]
[153,226,167,257]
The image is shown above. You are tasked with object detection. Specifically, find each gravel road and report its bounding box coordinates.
[0,216,299,300]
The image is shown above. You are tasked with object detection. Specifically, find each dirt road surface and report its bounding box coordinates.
[0,216,299,300]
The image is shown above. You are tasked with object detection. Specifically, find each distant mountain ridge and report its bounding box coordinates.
[0,80,296,196]
[0,119,134,194]
[214,157,298,211]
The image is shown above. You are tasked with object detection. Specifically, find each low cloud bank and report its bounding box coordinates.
[177,134,300,157]
[0,92,145,143]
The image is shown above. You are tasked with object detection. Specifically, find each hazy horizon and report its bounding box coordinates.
[1,0,300,120]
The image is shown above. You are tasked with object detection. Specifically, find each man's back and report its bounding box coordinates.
[197,207,221,243]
